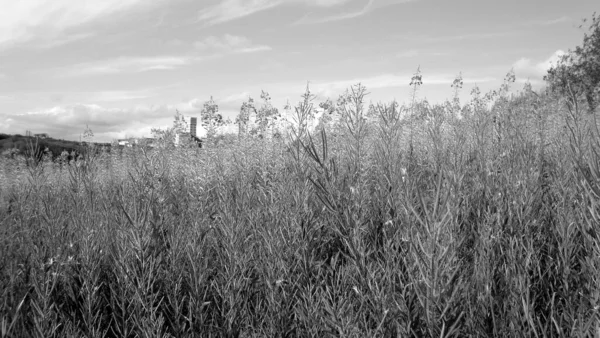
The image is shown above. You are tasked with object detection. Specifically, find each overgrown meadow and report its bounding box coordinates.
[2,30,600,337]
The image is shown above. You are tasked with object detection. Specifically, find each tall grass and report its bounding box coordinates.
[1,77,599,337]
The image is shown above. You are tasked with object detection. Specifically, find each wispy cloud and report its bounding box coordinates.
[36,32,96,49]
[198,0,282,26]
[401,31,514,43]
[302,0,354,6]
[397,49,420,58]
[197,0,393,26]
[19,90,153,103]
[0,0,154,48]
[295,1,371,24]
[59,56,193,77]
[195,34,272,54]
[294,0,414,25]
[525,16,571,26]
[395,49,450,58]
[75,90,152,102]
[46,34,269,77]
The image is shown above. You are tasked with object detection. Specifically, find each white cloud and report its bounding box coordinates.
[61,56,193,76]
[0,100,212,142]
[0,0,155,48]
[311,73,495,94]
[220,91,252,103]
[396,50,449,58]
[308,0,352,6]
[194,34,272,54]
[36,32,96,49]
[295,0,372,24]
[74,90,151,102]
[403,31,513,43]
[198,0,282,26]
[525,16,570,26]
[197,0,402,26]
[294,0,414,25]
[397,49,420,58]
[513,50,566,79]
[44,34,269,77]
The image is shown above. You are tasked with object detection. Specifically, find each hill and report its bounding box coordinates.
[0,133,111,160]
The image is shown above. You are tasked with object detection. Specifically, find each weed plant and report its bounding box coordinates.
[1,75,600,337]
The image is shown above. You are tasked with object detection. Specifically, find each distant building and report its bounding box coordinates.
[34,133,49,139]
[117,137,155,147]
[172,116,202,147]
[174,132,202,148]
[190,117,197,137]
[117,139,132,147]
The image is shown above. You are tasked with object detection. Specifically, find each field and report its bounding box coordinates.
[3,14,600,334]
[1,73,600,337]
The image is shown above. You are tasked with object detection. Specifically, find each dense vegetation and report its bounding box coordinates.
[1,13,599,338]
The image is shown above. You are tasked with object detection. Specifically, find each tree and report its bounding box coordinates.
[201,96,222,139]
[237,96,257,136]
[451,72,464,113]
[545,12,600,114]
[315,98,336,132]
[152,110,194,148]
[255,90,281,137]
[172,110,188,134]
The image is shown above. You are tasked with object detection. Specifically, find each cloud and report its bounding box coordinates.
[295,2,371,24]
[525,16,571,26]
[396,49,450,58]
[72,90,152,102]
[308,0,352,6]
[513,50,566,80]
[197,0,397,26]
[194,34,272,54]
[396,49,420,58]
[220,91,252,103]
[318,73,494,90]
[294,0,414,25]
[60,56,193,76]
[0,100,212,142]
[273,73,495,99]
[198,0,282,26]
[44,34,269,77]
[396,50,449,58]
[402,31,513,43]
[36,32,96,49]
[0,0,155,48]
[0,98,245,141]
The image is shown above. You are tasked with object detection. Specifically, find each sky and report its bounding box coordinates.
[0,0,597,142]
